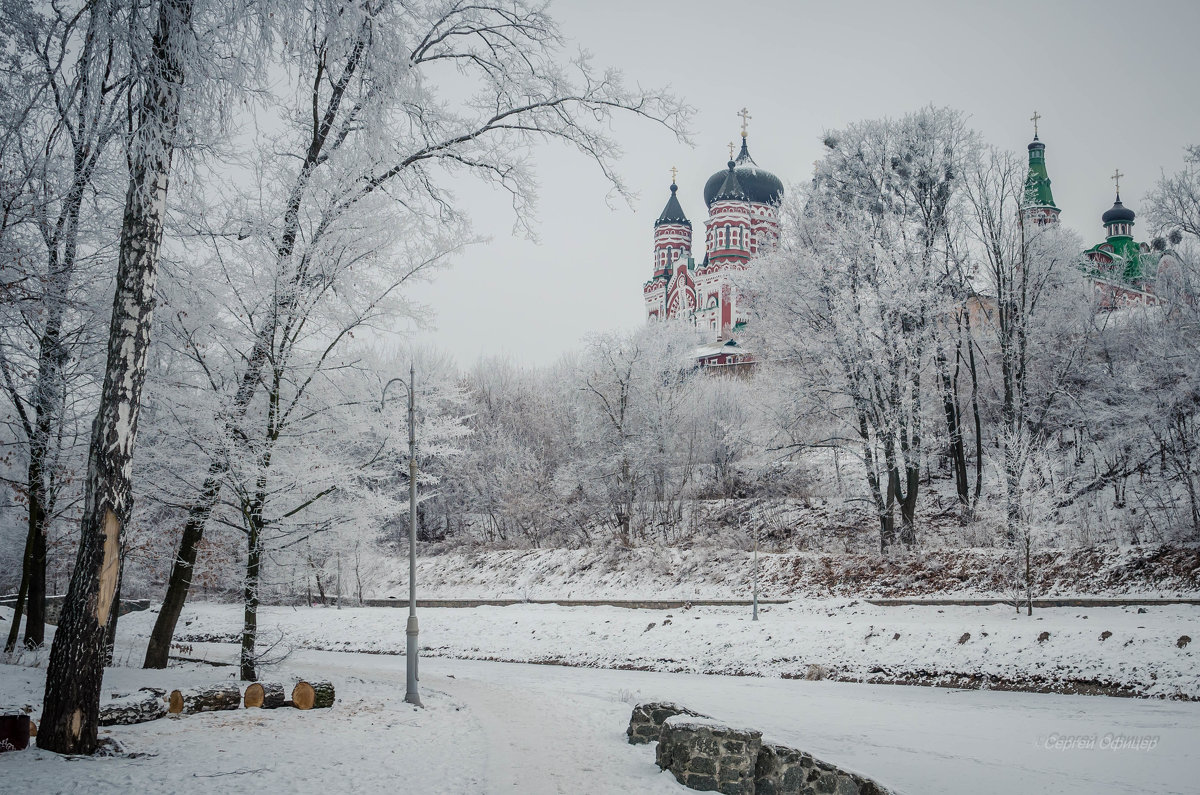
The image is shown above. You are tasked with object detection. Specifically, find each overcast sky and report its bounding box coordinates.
[405,0,1200,367]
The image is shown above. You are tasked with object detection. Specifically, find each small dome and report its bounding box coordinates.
[703,138,784,208]
[655,183,691,227]
[1028,138,1045,152]
[1102,195,1136,224]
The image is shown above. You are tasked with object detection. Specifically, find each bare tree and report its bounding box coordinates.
[39,0,195,755]
[0,0,128,652]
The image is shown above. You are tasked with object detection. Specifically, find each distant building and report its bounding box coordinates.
[1023,119,1176,309]
[643,113,784,367]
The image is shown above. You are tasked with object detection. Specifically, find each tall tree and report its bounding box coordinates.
[753,107,973,551]
[0,0,128,652]
[142,0,687,667]
[38,0,195,755]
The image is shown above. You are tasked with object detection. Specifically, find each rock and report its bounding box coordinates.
[627,702,710,745]
[1178,635,1191,649]
[1100,631,1112,641]
[957,632,970,645]
[1137,607,1148,614]
[656,715,761,795]
[1037,631,1051,643]
[755,742,893,795]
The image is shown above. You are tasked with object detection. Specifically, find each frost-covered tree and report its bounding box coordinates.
[753,107,975,551]
[0,0,129,652]
[39,0,198,755]
[141,0,689,667]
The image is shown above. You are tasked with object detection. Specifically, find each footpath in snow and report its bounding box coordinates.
[121,600,1200,700]
[2,649,1197,795]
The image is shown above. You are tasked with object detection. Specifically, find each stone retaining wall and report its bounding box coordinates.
[656,715,761,795]
[626,701,711,745]
[632,703,892,795]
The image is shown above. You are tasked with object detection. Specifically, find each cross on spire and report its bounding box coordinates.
[738,107,752,138]
[1030,110,1041,139]
[1112,168,1124,194]
[670,165,678,185]
[728,141,735,160]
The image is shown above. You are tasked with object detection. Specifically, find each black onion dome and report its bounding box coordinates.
[711,161,746,203]
[1028,138,1045,152]
[1102,194,1136,224]
[703,138,784,207]
[655,183,691,227]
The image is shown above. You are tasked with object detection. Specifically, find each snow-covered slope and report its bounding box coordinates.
[369,544,1200,601]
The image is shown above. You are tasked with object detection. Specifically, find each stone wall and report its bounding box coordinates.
[656,715,761,795]
[626,701,711,745]
[631,703,892,795]
[755,743,889,795]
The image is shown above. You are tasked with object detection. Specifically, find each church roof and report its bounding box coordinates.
[703,138,784,207]
[655,183,691,227]
[1023,137,1057,210]
[711,161,747,203]
[1102,194,1136,224]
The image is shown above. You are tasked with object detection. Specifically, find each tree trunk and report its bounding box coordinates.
[240,507,262,682]
[103,557,123,666]
[37,0,193,755]
[99,688,167,726]
[143,472,223,668]
[3,525,34,652]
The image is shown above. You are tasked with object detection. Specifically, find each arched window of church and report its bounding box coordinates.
[732,227,740,248]
[723,224,731,249]
[716,228,725,248]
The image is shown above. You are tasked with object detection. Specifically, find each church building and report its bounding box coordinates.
[1023,113,1174,309]
[643,111,783,367]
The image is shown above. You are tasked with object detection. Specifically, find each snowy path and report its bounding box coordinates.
[3,648,1198,793]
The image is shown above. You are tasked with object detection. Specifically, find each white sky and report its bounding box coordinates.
[406,0,1200,367]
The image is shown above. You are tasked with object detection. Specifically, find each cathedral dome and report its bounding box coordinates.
[703,138,784,208]
[1102,196,1135,224]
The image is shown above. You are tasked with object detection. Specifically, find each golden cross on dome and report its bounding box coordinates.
[1030,110,1041,138]
[728,141,735,159]
[738,107,752,138]
[1112,168,1124,193]
[670,165,678,184]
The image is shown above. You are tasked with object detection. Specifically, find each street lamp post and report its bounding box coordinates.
[384,365,422,707]
[752,518,759,622]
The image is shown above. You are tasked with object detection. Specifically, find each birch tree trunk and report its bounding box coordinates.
[38,0,193,755]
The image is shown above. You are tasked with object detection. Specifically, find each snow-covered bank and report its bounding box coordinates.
[120,600,1200,700]
[369,545,1200,602]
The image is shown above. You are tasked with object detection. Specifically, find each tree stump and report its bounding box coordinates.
[291,680,335,710]
[0,714,30,751]
[244,682,286,709]
[99,688,168,726]
[168,684,242,715]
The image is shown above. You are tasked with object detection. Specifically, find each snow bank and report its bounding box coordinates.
[120,600,1200,699]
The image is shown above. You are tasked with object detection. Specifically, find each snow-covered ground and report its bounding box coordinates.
[370,545,1200,601]
[131,600,1200,700]
[3,648,1198,794]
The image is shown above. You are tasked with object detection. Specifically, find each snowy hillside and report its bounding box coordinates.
[364,544,1200,602]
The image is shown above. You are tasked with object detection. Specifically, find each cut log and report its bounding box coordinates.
[99,688,168,726]
[168,684,242,715]
[244,682,286,709]
[291,679,335,710]
[28,719,36,737]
